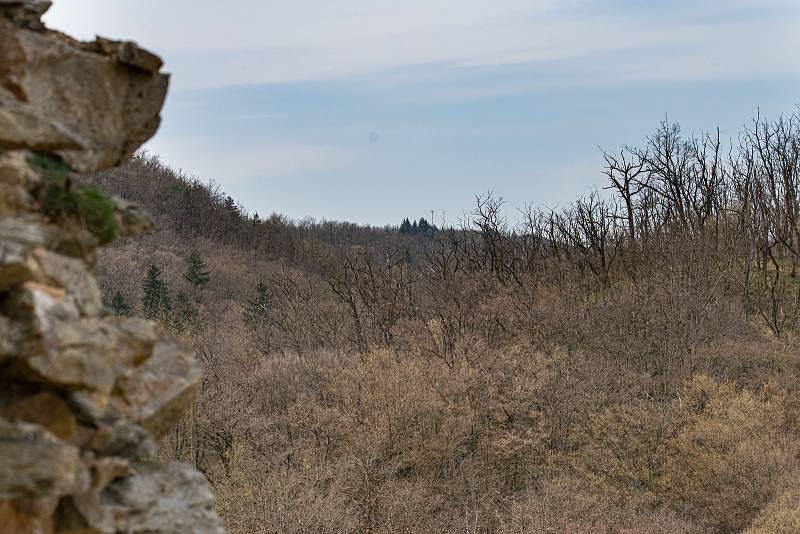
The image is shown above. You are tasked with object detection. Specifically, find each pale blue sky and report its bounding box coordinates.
[47,1,799,225]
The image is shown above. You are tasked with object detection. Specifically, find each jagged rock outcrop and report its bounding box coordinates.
[0,1,225,532]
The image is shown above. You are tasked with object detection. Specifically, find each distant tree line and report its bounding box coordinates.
[399,217,436,236]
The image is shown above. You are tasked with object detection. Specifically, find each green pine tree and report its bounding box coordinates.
[183,249,211,289]
[399,218,412,234]
[142,263,171,321]
[106,290,131,317]
[418,217,430,234]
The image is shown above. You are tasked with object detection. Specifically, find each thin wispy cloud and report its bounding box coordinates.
[146,140,355,185]
[46,0,799,92]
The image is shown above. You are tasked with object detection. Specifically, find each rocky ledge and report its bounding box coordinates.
[0,1,224,532]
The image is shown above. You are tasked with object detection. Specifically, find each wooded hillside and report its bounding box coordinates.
[82,111,800,533]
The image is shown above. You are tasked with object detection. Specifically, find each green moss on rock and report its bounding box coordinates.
[29,153,118,244]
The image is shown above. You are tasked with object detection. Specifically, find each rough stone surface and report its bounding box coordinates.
[0,419,88,498]
[85,419,157,460]
[0,496,58,534]
[3,391,77,440]
[14,315,157,393]
[0,2,224,532]
[105,462,225,534]
[0,20,169,172]
[109,337,202,438]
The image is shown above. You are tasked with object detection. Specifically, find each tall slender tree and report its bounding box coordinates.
[142,264,171,320]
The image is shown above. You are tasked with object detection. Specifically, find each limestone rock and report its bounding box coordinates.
[109,337,202,439]
[0,151,38,215]
[55,491,114,533]
[0,496,58,534]
[0,0,51,31]
[5,281,80,334]
[14,314,156,393]
[0,0,223,530]
[0,218,96,289]
[0,218,52,290]
[0,419,88,498]
[89,457,133,492]
[3,391,77,441]
[0,22,168,172]
[0,1,52,19]
[85,419,157,460]
[91,37,164,73]
[0,314,20,361]
[28,249,104,316]
[105,462,225,534]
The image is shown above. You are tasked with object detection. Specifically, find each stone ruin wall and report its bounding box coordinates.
[0,1,225,532]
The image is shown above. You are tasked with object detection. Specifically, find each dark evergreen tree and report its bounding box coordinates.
[224,195,237,215]
[183,249,211,288]
[106,290,131,317]
[142,263,171,320]
[252,212,261,225]
[399,218,412,234]
[418,217,430,234]
[411,220,418,234]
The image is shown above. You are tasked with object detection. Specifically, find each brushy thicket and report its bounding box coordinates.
[81,111,800,533]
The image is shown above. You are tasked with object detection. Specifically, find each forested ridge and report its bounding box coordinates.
[81,110,800,533]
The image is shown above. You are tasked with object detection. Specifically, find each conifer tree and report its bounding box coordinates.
[411,220,418,234]
[399,218,412,234]
[142,263,171,320]
[106,290,131,317]
[183,249,211,289]
[418,217,430,234]
[224,195,238,216]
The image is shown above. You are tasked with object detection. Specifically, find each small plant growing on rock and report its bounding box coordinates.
[29,152,118,244]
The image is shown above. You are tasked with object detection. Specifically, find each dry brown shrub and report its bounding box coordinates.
[330,349,477,484]
[501,475,700,534]
[572,399,682,504]
[658,374,800,533]
[744,483,800,534]
[213,454,360,534]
